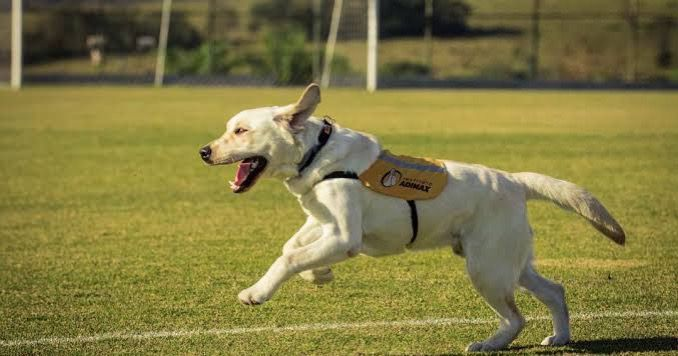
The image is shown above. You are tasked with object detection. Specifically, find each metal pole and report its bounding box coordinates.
[626,0,639,82]
[529,0,540,80]
[11,0,22,90]
[312,0,322,82]
[321,0,343,88]
[206,0,216,74]
[155,0,172,87]
[366,0,378,92]
[424,0,433,73]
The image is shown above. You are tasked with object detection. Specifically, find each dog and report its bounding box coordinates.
[199,84,625,352]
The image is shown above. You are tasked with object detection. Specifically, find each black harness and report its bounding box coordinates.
[297,118,334,173]
[298,119,419,245]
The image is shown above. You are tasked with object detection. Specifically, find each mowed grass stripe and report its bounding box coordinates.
[2,310,676,347]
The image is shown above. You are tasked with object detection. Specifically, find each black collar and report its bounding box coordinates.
[297,118,333,174]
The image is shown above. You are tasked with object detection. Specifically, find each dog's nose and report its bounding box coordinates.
[199,146,212,162]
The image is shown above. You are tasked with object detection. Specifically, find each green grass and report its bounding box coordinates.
[0,87,677,354]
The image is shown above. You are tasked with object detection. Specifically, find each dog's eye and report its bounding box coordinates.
[234,127,248,135]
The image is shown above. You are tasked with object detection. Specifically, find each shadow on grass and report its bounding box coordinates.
[565,337,678,354]
[428,337,678,355]
[506,336,678,354]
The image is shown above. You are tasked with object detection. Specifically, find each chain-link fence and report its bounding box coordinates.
[16,0,678,87]
[378,0,678,86]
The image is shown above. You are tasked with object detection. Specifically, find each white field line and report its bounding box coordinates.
[1,310,676,347]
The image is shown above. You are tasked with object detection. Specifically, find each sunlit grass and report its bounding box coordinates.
[0,87,676,354]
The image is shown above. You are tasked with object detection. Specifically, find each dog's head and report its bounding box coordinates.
[199,84,321,193]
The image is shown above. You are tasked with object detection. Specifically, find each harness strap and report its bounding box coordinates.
[297,118,333,174]
[322,171,360,181]
[405,200,418,245]
[320,171,419,246]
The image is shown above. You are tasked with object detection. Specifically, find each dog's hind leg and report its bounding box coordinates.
[464,265,525,352]
[282,217,333,284]
[519,262,570,346]
[463,208,531,351]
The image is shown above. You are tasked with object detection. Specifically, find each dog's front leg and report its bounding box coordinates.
[238,184,362,305]
[282,217,334,284]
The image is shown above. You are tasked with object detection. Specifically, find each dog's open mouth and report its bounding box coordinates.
[229,156,268,193]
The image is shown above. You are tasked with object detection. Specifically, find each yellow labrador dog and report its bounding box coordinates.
[199,84,625,352]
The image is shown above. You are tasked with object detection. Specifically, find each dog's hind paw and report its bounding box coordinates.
[465,341,486,352]
[299,268,334,285]
[540,334,570,346]
[465,341,505,352]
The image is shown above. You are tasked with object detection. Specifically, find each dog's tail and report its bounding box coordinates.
[512,172,625,245]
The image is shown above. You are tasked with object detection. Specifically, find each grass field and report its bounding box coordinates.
[0,87,677,354]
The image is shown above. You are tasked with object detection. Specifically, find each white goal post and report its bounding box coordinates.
[5,0,379,91]
[366,0,378,92]
[321,0,379,92]
[154,0,172,87]
[10,0,22,89]
[320,0,343,89]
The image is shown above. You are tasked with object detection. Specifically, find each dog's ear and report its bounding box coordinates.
[275,83,321,130]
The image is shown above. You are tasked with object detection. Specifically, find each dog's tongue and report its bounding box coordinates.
[235,161,252,186]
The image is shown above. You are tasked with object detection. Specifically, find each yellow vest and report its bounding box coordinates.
[359,150,448,200]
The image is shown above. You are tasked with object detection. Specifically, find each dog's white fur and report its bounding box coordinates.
[202,84,625,352]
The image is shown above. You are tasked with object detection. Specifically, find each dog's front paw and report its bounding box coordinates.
[299,267,334,285]
[237,286,271,306]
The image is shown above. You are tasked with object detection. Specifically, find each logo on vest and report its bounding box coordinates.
[399,179,432,192]
[381,169,402,187]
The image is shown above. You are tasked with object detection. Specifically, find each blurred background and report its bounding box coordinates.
[1,0,677,88]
